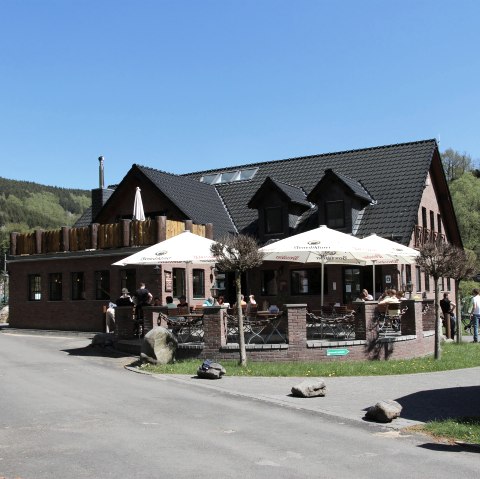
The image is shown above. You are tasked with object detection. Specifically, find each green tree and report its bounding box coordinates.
[441,148,473,182]
[449,172,480,260]
[210,234,264,367]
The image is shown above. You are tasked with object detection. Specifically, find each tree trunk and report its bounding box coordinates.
[235,270,247,367]
[455,279,462,344]
[434,276,441,360]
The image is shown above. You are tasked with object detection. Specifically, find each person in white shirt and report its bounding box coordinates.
[470,288,480,343]
[362,289,374,300]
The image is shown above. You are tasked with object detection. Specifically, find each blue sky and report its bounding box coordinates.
[1,0,479,190]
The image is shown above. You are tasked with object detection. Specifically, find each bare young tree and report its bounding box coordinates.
[449,248,476,344]
[416,241,462,359]
[210,234,264,366]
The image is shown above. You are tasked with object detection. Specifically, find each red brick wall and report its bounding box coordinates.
[8,253,213,331]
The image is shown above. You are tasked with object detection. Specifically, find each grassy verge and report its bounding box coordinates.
[136,342,480,377]
[415,417,480,444]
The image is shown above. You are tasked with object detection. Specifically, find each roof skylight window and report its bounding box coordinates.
[200,167,258,185]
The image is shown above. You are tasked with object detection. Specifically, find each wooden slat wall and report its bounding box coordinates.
[166,219,185,239]
[12,219,206,255]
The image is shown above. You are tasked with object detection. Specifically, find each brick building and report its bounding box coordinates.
[7,139,461,331]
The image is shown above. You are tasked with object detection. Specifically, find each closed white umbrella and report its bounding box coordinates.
[113,230,217,303]
[133,187,146,221]
[259,225,378,307]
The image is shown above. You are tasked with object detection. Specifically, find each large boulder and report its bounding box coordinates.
[197,360,226,379]
[140,326,178,365]
[291,379,327,398]
[365,399,402,423]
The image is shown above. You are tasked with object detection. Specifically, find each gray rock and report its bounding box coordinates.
[365,399,402,423]
[140,326,178,365]
[291,379,327,398]
[197,362,226,379]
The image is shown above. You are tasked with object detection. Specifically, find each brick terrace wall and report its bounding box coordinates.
[161,300,433,362]
[422,299,435,330]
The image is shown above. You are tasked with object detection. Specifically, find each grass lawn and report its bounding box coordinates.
[414,417,480,445]
[136,341,480,377]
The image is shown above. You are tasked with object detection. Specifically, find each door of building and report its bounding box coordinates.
[343,267,362,304]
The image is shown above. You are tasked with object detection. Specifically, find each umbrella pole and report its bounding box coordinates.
[321,262,325,308]
[185,262,190,306]
[372,260,376,300]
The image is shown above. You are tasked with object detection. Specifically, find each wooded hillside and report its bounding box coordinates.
[0,177,91,251]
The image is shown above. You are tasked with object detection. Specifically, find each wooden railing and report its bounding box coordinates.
[10,217,212,256]
[414,226,446,248]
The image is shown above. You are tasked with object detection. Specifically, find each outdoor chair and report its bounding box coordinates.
[376,303,407,334]
[225,312,271,344]
[306,311,339,339]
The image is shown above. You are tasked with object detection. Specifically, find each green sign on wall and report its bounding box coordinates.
[326,348,350,356]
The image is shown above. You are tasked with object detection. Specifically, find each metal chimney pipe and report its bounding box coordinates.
[98,156,104,189]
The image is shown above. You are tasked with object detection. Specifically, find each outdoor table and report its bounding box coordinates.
[256,311,287,343]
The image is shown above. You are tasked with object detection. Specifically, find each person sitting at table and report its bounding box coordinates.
[377,289,399,313]
[355,291,368,302]
[396,290,407,300]
[217,295,230,308]
[362,289,373,300]
[233,294,247,310]
[203,296,215,306]
[246,295,257,315]
[163,296,177,309]
[177,295,189,312]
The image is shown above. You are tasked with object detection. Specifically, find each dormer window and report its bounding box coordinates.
[325,200,345,228]
[265,206,283,234]
[248,177,311,242]
[307,169,373,234]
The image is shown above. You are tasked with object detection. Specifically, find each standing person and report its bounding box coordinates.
[470,289,480,343]
[440,292,456,340]
[116,288,134,306]
[134,282,152,337]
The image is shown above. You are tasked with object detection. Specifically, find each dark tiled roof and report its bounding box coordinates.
[184,139,437,245]
[137,165,236,238]
[270,178,311,207]
[331,170,374,203]
[74,206,92,228]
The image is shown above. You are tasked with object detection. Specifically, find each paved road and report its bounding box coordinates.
[0,332,478,479]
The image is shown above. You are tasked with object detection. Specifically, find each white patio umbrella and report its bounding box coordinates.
[113,230,217,303]
[133,186,146,221]
[359,234,419,299]
[259,225,379,307]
